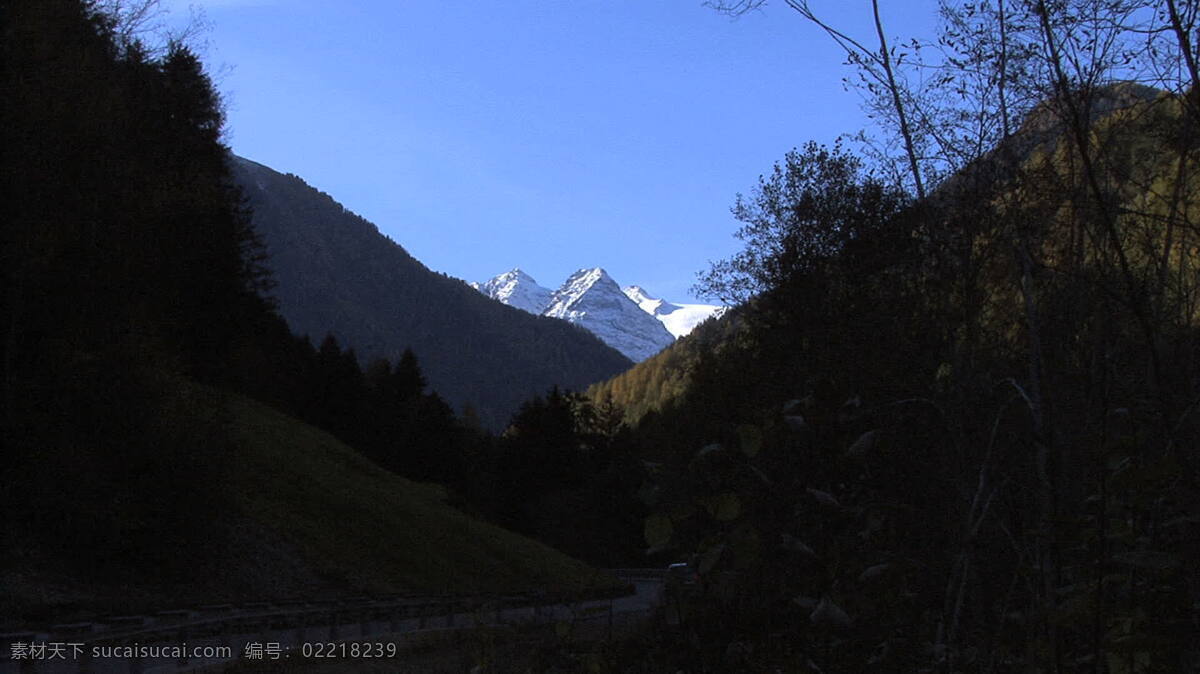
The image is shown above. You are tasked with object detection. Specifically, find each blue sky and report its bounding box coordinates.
[166,1,940,303]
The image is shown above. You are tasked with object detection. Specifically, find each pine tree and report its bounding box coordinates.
[392,347,426,400]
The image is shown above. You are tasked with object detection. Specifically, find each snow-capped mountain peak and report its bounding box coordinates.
[543,267,613,317]
[473,267,725,361]
[622,285,666,316]
[471,268,552,314]
[542,268,675,361]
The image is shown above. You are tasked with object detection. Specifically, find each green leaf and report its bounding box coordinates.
[857,563,890,582]
[710,492,742,521]
[806,487,840,509]
[737,424,763,458]
[935,362,952,381]
[792,596,818,611]
[784,415,807,432]
[846,430,878,458]
[810,597,852,628]
[644,513,673,548]
[780,533,816,558]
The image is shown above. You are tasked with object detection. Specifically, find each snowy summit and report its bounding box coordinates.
[470,268,552,314]
[541,268,675,362]
[473,267,723,362]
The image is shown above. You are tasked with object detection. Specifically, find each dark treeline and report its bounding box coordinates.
[255,332,467,486]
[477,388,647,566]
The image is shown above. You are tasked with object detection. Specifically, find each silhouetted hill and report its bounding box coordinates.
[231,156,632,430]
[592,83,1174,429]
[3,381,619,622]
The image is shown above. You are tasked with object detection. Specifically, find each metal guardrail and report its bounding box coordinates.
[1,571,663,673]
[608,568,668,580]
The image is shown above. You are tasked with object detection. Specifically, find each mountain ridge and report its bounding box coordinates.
[231,155,633,431]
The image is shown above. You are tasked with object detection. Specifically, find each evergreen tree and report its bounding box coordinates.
[392,347,427,400]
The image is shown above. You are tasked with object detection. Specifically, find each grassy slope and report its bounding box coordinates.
[2,384,616,625]
[227,390,614,596]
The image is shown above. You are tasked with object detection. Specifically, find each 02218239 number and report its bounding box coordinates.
[300,642,397,658]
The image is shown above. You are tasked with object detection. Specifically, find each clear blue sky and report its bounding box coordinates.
[165,0,940,303]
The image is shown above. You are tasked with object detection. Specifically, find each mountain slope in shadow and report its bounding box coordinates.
[232,156,632,430]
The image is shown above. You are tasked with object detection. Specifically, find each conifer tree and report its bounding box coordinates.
[393,347,427,400]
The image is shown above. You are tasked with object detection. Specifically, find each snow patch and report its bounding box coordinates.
[622,286,726,339]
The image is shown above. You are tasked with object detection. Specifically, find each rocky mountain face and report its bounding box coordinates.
[231,156,632,431]
[542,268,676,362]
[470,269,553,314]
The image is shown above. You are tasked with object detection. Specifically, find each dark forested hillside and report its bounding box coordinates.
[231,156,632,430]
[590,79,1200,671]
